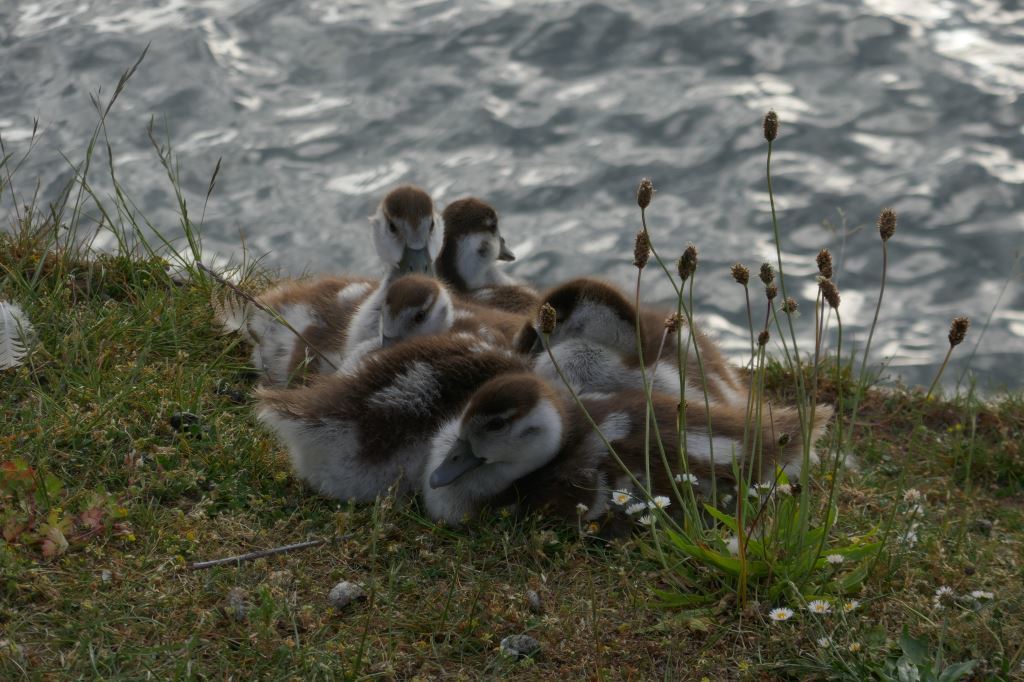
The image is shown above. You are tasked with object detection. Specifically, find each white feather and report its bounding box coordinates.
[0,301,35,369]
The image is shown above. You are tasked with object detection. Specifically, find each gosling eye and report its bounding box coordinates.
[478,243,489,258]
[429,219,435,233]
[483,417,505,432]
[387,220,398,234]
[413,310,427,324]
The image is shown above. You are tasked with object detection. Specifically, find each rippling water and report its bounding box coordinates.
[2,0,1022,389]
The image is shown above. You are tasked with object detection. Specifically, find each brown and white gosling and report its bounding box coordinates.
[514,277,746,405]
[423,373,831,530]
[339,274,528,373]
[256,335,529,503]
[435,197,540,315]
[238,186,442,384]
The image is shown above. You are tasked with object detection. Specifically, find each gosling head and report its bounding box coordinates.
[370,185,443,277]
[380,274,455,348]
[428,373,564,490]
[515,278,636,355]
[436,197,516,291]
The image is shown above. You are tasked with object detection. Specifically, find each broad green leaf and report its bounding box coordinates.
[702,504,739,533]
[937,660,977,682]
[900,625,930,667]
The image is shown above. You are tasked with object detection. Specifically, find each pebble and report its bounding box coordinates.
[328,581,367,609]
[226,587,249,621]
[525,590,542,614]
[169,411,201,432]
[499,634,540,660]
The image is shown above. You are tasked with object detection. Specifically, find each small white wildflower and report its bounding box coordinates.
[897,530,918,547]
[768,607,793,622]
[649,495,671,510]
[826,554,844,565]
[675,473,699,485]
[637,514,654,526]
[843,599,860,612]
[625,502,646,516]
[755,482,773,492]
[725,536,740,556]
[903,488,921,502]
[721,494,734,507]
[747,486,759,498]
[575,503,589,515]
[933,586,956,609]
[776,483,792,496]
[906,503,925,516]
[970,590,993,600]
[848,642,862,653]
[611,489,630,506]
[817,636,831,647]
[807,600,832,615]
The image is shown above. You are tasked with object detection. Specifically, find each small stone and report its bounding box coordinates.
[226,587,249,621]
[328,581,367,609]
[169,411,201,432]
[500,634,541,660]
[969,518,993,536]
[525,590,542,614]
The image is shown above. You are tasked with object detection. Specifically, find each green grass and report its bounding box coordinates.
[2,55,1022,678]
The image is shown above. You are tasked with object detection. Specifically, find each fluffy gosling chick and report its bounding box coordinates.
[257,335,529,503]
[423,373,831,530]
[436,197,539,314]
[515,277,745,405]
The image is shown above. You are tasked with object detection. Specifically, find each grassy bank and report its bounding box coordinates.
[1,221,1022,679]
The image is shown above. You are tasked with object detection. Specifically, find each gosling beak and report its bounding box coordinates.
[498,238,516,262]
[429,439,485,488]
[398,246,434,275]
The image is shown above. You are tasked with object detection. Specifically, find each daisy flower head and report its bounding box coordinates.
[807,600,832,615]
[903,488,921,503]
[746,486,760,498]
[611,489,631,506]
[649,495,671,510]
[970,590,994,600]
[776,483,793,496]
[817,636,831,647]
[768,607,793,622]
[755,482,773,493]
[848,642,862,653]
[625,502,647,516]
[933,586,956,609]
[675,473,698,485]
[637,514,654,527]
[826,554,844,565]
[843,599,860,613]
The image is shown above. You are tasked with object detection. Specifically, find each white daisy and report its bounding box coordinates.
[807,600,832,614]
[933,586,956,609]
[611,490,631,506]
[675,473,699,485]
[843,599,860,612]
[746,486,760,498]
[625,502,646,516]
[825,554,844,565]
[903,488,921,502]
[817,636,831,647]
[970,590,993,600]
[575,503,589,515]
[725,536,740,556]
[755,482,773,492]
[649,495,671,510]
[776,483,793,496]
[848,642,862,653]
[768,607,793,622]
[637,514,654,526]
